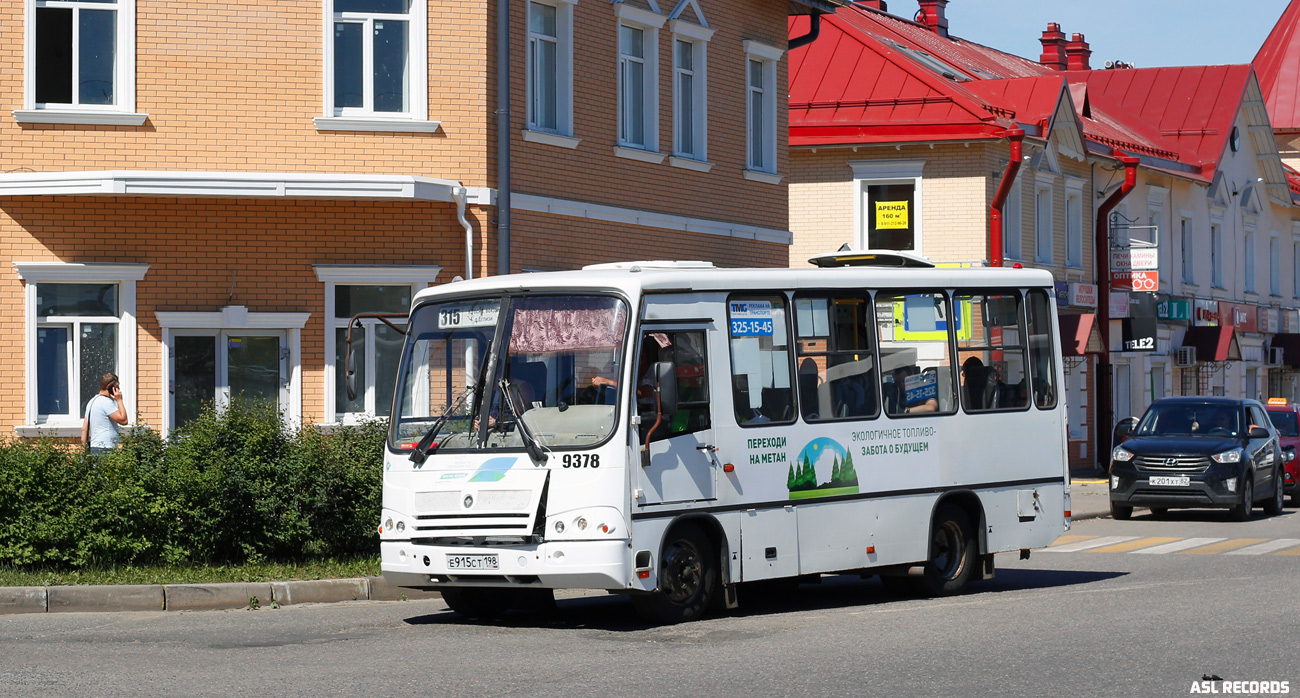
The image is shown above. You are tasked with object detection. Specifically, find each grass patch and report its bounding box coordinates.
[0,556,380,587]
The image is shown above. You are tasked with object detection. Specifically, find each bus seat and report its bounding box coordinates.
[761,387,793,421]
[511,360,548,407]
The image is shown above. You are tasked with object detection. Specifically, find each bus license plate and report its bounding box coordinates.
[446,554,499,570]
[1149,476,1190,487]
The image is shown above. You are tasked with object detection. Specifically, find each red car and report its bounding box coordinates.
[1265,399,1300,507]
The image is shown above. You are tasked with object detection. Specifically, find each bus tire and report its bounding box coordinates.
[441,588,518,620]
[631,523,716,624]
[913,503,976,597]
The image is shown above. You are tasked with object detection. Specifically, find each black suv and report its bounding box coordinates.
[1109,397,1286,521]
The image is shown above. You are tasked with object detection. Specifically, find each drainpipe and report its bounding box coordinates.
[496,0,512,276]
[1094,151,1140,468]
[789,12,822,51]
[989,128,1025,268]
[454,186,474,280]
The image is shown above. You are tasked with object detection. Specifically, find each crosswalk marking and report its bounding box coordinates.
[1086,536,1181,553]
[1276,546,1300,556]
[1048,534,1096,547]
[1224,538,1300,555]
[1177,538,1269,555]
[1131,537,1227,554]
[1040,536,1139,552]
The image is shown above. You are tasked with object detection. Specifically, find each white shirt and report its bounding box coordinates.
[84,394,121,448]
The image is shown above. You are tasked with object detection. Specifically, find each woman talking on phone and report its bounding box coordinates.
[81,373,128,454]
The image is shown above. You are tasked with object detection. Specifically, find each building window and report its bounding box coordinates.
[616,5,663,152]
[850,159,925,253]
[1245,229,1256,293]
[672,21,712,162]
[1211,223,1223,288]
[1003,177,1021,260]
[1181,218,1194,284]
[315,265,439,423]
[1035,185,1053,264]
[25,0,137,117]
[1271,234,1281,296]
[14,262,147,435]
[744,40,782,177]
[526,0,574,137]
[325,0,427,120]
[1065,181,1083,267]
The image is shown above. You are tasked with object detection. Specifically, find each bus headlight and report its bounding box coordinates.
[384,518,394,532]
[575,517,588,530]
[1211,449,1243,464]
[1112,447,1134,462]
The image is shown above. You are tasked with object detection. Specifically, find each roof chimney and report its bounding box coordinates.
[916,0,948,37]
[1039,23,1067,71]
[1066,32,1091,71]
[859,0,888,10]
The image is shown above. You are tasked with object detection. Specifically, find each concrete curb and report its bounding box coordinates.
[0,576,442,615]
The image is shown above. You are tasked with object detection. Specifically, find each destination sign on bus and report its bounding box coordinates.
[437,304,499,329]
[729,300,774,336]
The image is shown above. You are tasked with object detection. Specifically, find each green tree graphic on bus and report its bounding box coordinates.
[789,437,859,499]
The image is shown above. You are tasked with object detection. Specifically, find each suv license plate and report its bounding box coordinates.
[446,554,499,570]
[1149,475,1190,487]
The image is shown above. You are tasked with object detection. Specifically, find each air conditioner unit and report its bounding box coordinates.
[1268,347,1285,366]
[1175,346,1197,367]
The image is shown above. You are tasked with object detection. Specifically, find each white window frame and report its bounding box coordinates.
[314,265,440,424]
[524,0,577,147]
[1244,224,1256,294]
[1034,175,1054,265]
[317,0,431,132]
[14,262,148,437]
[1180,215,1195,285]
[1003,176,1022,260]
[1064,176,1084,267]
[743,40,782,182]
[848,159,925,255]
[1271,232,1282,297]
[155,306,310,435]
[18,0,144,125]
[1211,209,1225,289]
[670,19,712,168]
[614,4,664,158]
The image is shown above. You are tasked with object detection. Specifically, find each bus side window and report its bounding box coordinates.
[639,329,711,443]
[794,295,877,421]
[728,295,796,426]
[875,291,956,417]
[1026,289,1059,409]
[955,291,1028,413]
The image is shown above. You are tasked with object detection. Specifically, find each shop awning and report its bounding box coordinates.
[1181,326,1241,362]
[1058,313,1102,356]
[1271,334,1300,368]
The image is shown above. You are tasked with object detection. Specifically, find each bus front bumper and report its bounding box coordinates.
[381,540,629,591]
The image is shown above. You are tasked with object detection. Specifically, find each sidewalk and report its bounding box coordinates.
[1070,472,1112,522]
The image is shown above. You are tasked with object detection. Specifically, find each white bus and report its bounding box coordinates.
[367,255,1070,623]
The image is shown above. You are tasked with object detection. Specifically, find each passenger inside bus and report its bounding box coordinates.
[884,366,938,415]
[961,357,998,411]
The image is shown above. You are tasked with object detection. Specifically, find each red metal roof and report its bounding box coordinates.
[1255,0,1300,131]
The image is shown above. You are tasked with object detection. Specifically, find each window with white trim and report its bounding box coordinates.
[1245,227,1256,293]
[14,262,147,435]
[616,5,662,152]
[671,19,711,162]
[325,0,427,120]
[26,0,137,117]
[1034,184,1053,264]
[526,0,574,137]
[849,159,925,253]
[1065,178,1083,267]
[315,265,438,423]
[1003,177,1021,260]
[1181,218,1194,284]
[744,41,781,176]
[1271,233,1281,296]
[1211,221,1223,288]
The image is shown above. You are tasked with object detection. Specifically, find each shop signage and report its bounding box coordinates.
[1069,283,1098,308]
[1110,247,1159,271]
[1111,270,1158,291]
[874,201,909,229]
[1193,299,1220,326]
[1217,301,1258,333]
[1121,293,1158,351]
[1284,309,1300,334]
[1110,291,1130,319]
[1259,307,1279,334]
[1156,296,1191,324]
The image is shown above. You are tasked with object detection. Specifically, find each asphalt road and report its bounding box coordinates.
[3,508,1298,698]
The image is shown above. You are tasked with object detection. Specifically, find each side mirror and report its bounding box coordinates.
[654,361,678,416]
[1114,416,1138,441]
[1249,425,1270,439]
[344,339,359,401]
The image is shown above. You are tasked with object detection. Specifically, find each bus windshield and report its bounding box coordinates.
[391,294,629,454]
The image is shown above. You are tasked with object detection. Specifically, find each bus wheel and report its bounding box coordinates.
[913,504,976,597]
[632,523,716,624]
[441,588,519,620]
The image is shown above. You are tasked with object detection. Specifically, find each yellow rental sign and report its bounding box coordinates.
[875,201,909,230]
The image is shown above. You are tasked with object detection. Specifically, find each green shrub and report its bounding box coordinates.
[0,400,385,570]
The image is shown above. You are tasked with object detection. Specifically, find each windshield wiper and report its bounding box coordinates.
[499,378,549,464]
[409,389,470,465]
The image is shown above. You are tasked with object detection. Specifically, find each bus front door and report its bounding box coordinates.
[637,327,717,505]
